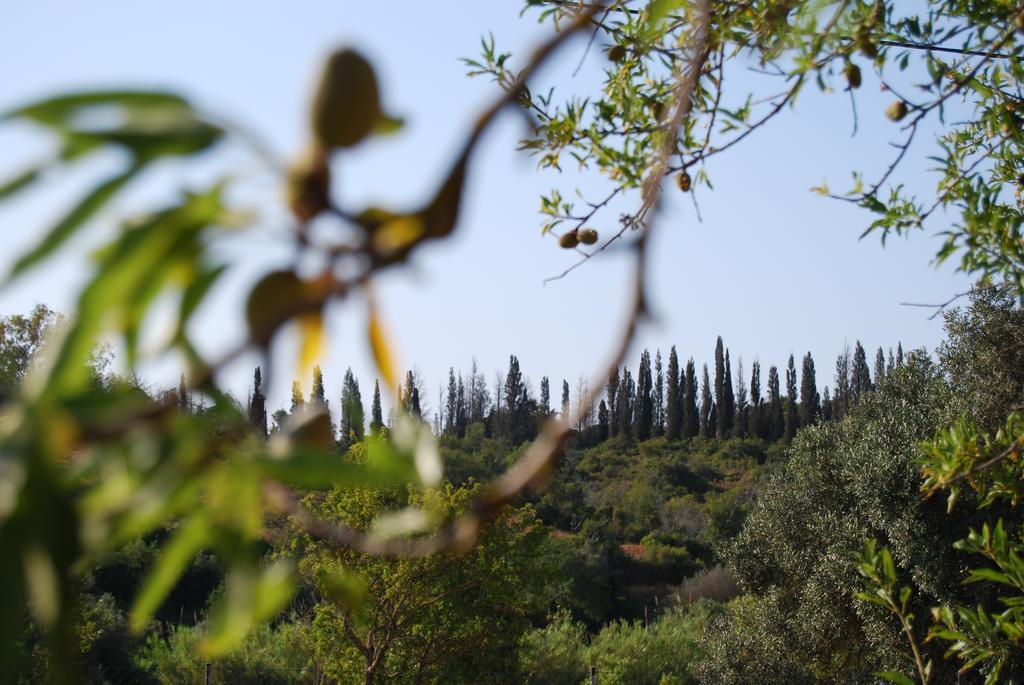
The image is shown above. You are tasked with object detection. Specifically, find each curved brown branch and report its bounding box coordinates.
[283,0,715,558]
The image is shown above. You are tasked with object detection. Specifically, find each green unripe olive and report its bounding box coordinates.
[311,48,382,149]
[607,44,627,63]
[647,100,665,121]
[844,63,862,90]
[559,230,579,249]
[677,171,692,192]
[578,228,598,245]
[885,100,908,122]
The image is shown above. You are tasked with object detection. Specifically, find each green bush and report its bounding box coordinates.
[139,621,314,685]
[520,603,720,685]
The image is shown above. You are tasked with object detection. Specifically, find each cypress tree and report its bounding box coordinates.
[248,366,267,436]
[561,379,570,420]
[370,380,383,433]
[617,369,635,437]
[784,354,798,440]
[311,365,327,411]
[748,360,761,439]
[699,364,712,439]
[665,347,681,439]
[735,358,748,438]
[434,385,443,436]
[767,365,783,440]
[290,380,304,412]
[468,358,490,424]
[887,347,895,376]
[850,341,872,403]
[896,342,904,367]
[607,367,620,436]
[339,368,364,450]
[445,368,458,434]
[834,348,850,420]
[683,359,699,438]
[799,352,818,427]
[874,347,886,386]
[404,371,421,419]
[722,350,735,436]
[636,350,654,440]
[456,376,467,435]
[597,400,609,440]
[821,386,833,421]
[654,350,664,436]
[178,373,189,414]
[714,337,726,438]
[503,355,527,440]
[540,376,551,416]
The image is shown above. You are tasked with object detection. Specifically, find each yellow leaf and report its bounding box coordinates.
[372,215,424,256]
[367,299,397,393]
[297,311,323,381]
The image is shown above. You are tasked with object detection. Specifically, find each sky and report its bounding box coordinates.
[0,1,971,419]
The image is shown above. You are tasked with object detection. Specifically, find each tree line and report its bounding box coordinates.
[239,336,907,449]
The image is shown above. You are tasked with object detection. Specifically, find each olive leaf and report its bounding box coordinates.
[245,270,329,345]
[7,164,143,282]
[311,49,386,150]
[130,512,212,632]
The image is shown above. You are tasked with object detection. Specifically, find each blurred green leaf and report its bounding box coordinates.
[0,164,44,201]
[177,263,227,337]
[876,671,916,685]
[201,561,295,657]
[246,271,327,345]
[3,91,191,126]
[7,164,143,282]
[130,512,211,632]
[318,565,367,612]
[375,114,405,136]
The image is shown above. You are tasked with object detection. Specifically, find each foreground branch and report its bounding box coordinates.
[285,0,715,558]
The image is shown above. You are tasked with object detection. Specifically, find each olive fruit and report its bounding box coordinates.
[647,100,665,121]
[607,44,627,63]
[311,48,382,150]
[559,230,580,249]
[578,228,599,245]
[885,100,908,122]
[844,63,862,90]
[677,171,692,192]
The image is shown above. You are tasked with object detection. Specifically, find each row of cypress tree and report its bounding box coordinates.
[243,339,905,448]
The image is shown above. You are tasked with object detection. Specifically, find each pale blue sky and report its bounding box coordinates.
[0,1,970,417]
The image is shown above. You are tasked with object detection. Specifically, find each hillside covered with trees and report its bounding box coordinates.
[6,289,1022,683]
[1,0,1023,682]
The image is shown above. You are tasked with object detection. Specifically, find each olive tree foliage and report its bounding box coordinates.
[291,472,551,685]
[848,287,1024,685]
[472,0,1024,294]
[698,352,957,682]
[698,291,1024,684]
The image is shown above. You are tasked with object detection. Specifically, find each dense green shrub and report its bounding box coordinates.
[139,621,314,685]
[700,293,1024,683]
[521,603,721,685]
